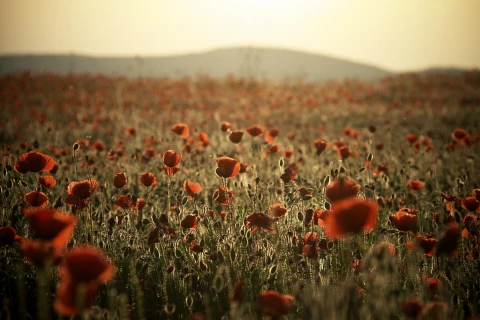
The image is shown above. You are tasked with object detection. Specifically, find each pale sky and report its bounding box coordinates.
[1,0,479,72]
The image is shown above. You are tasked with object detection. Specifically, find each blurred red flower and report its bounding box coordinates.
[15,151,56,174]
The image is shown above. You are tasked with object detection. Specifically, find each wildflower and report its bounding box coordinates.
[15,151,56,174]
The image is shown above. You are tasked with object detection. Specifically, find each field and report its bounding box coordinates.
[1,71,480,320]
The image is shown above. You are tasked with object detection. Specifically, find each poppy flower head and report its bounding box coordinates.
[54,246,115,316]
[197,132,210,147]
[313,139,327,155]
[406,134,417,143]
[140,172,157,187]
[216,157,241,179]
[113,173,127,189]
[184,180,202,200]
[239,162,248,173]
[269,203,287,218]
[15,151,56,174]
[23,208,77,248]
[229,130,244,144]
[325,198,378,239]
[163,150,182,167]
[452,128,468,141]
[181,214,198,229]
[338,146,351,159]
[245,212,277,233]
[255,290,294,318]
[125,127,136,136]
[402,298,423,319]
[213,185,234,205]
[407,180,425,190]
[0,226,24,246]
[67,179,99,200]
[65,179,99,209]
[326,178,359,203]
[246,125,263,137]
[390,208,418,232]
[472,189,480,202]
[407,236,438,256]
[264,128,279,144]
[230,280,244,304]
[462,197,480,212]
[24,191,49,207]
[39,175,56,188]
[280,168,295,183]
[221,122,233,132]
[171,123,190,138]
[115,195,136,209]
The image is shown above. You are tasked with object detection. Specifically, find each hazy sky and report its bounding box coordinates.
[1,0,479,71]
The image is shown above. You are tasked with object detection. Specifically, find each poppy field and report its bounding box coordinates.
[1,71,480,319]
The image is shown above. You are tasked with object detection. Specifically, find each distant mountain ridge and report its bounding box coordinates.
[1,47,392,81]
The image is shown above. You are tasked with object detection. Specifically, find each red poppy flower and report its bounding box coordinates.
[21,240,63,266]
[171,123,190,138]
[197,132,210,147]
[184,180,202,200]
[390,208,418,232]
[239,162,248,173]
[125,127,136,136]
[406,134,417,143]
[39,175,56,188]
[338,146,351,159]
[313,139,327,155]
[0,226,24,246]
[302,244,318,258]
[326,178,359,203]
[325,198,378,239]
[402,298,423,319]
[303,232,319,245]
[245,212,277,233]
[189,243,204,253]
[140,172,157,187]
[65,179,99,209]
[423,277,441,298]
[255,290,294,318]
[221,122,233,132]
[313,209,330,226]
[163,150,182,167]
[407,180,425,190]
[452,128,468,140]
[230,280,244,304]
[229,130,244,144]
[280,168,295,183]
[463,197,480,212]
[216,157,240,179]
[54,246,115,316]
[115,195,136,209]
[24,191,49,207]
[213,185,233,205]
[14,151,56,174]
[436,223,460,256]
[136,198,146,210]
[163,166,181,177]
[187,313,207,320]
[246,125,263,137]
[406,236,438,256]
[283,149,294,158]
[472,189,480,202]
[23,208,77,247]
[113,173,127,188]
[264,128,279,144]
[269,203,287,218]
[181,214,198,229]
